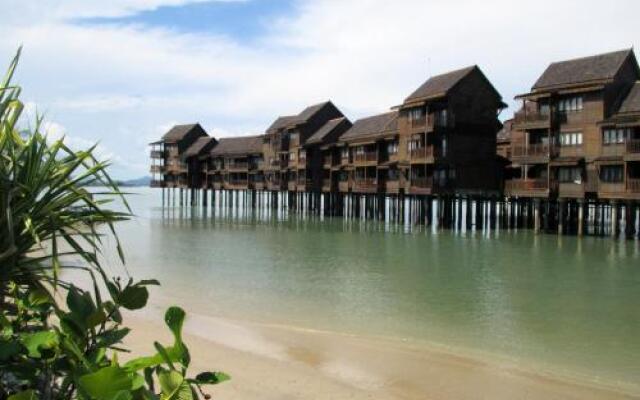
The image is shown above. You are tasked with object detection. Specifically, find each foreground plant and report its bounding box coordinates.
[0,49,228,399]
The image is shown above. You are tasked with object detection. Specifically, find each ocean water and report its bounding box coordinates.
[99,188,640,391]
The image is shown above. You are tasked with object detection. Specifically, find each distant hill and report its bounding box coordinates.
[117,176,151,187]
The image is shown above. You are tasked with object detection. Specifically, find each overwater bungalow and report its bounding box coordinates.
[149,123,209,188]
[506,49,640,201]
[398,65,506,197]
[207,135,264,191]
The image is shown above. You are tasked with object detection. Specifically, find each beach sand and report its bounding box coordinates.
[123,308,638,400]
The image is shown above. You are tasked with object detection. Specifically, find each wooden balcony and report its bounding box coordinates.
[338,181,350,192]
[410,146,436,163]
[266,181,281,191]
[288,181,297,191]
[411,117,426,128]
[504,178,549,197]
[353,178,377,193]
[296,180,312,191]
[150,165,164,173]
[628,178,640,193]
[354,153,377,164]
[150,150,164,159]
[513,110,551,129]
[250,181,265,190]
[409,177,433,195]
[224,181,249,190]
[227,162,249,171]
[150,179,165,188]
[625,140,640,161]
[341,156,350,166]
[511,143,552,162]
[558,182,585,198]
[165,164,187,174]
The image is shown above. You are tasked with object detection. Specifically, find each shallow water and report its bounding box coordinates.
[100,188,640,391]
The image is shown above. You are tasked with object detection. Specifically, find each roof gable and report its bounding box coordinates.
[184,136,216,157]
[306,117,350,145]
[405,66,476,103]
[266,116,295,133]
[162,123,205,143]
[341,111,398,141]
[210,135,263,156]
[616,81,640,114]
[533,49,635,90]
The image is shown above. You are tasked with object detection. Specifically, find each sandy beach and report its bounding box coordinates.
[122,306,639,400]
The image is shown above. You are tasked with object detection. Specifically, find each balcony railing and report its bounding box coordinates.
[557,145,583,158]
[558,182,584,197]
[150,150,164,159]
[228,162,249,170]
[150,165,164,173]
[410,177,432,188]
[628,178,640,193]
[504,179,549,192]
[511,143,552,158]
[410,146,437,161]
[354,153,377,163]
[626,139,640,154]
[322,178,332,189]
[410,117,426,128]
[513,110,551,125]
[354,178,376,189]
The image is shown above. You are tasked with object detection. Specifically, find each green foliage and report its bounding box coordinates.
[0,49,228,399]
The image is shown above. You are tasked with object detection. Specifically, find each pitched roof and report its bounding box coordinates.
[162,123,202,143]
[184,136,215,157]
[616,81,640,114]
[306,117,349,145]
[266,116,295,133]
[405,66,476,103]
[340,111,398,142]
[210,135,263,156]
[291,101,332,124]
[533,49,634,90]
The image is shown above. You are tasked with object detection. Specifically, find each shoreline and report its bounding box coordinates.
[123,305,639,400]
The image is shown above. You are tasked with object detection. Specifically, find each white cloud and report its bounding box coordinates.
[1,0,639,178]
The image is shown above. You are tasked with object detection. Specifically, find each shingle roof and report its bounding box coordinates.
[184,136,215,157]
[533,49,633,90]
[617,81,640,114]
[340,111,398,141]
[266,116,295,133]
[405,66,476,102]
[306,117,349,145]
[162,124,201,143]
[291,101,331,124]
[210,135,263,156]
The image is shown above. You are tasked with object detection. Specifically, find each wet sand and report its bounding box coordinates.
[123,308,639,400]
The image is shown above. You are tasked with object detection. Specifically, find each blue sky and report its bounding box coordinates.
[79,0,295,43]
[1,0,638,179]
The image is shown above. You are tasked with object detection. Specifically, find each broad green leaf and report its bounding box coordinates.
[192,371,231,385]
[67,287,95,320]
[20,330,58,358]
[78,365,133,400]
[8,389,37,400]
[98,327,131,348]
[158,370,194,400]
[118,285,149,310]
[28,288,51,306]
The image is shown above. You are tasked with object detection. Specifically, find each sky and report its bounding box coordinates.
[1,0,639,179]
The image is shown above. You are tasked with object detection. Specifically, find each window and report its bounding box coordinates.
[558,167,582,183]
[603,128,631,145]
[434,109,448,126]
[408,108,425,121]
[539,103,550,115]
[600,165,624,183]
[388,168,399,180]
[558,132,582,146]
[341,148,349,158]
[558,96,583,112]
[290,132,298,141]
[387,141,398,154]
